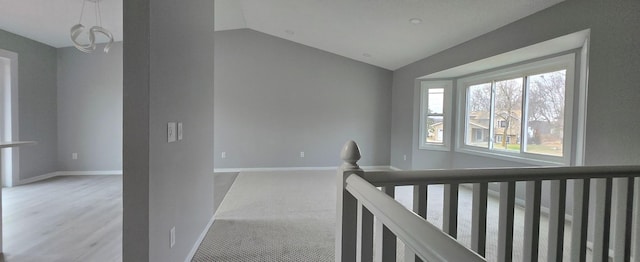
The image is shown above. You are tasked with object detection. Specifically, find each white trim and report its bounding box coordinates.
[15,170,123,186]
[57,170,123,176]
[0,49,20,187]
[585,241,615,260]
[419,80,453,151]
[16,172,59,185]
[389,166,403,171]
[421,29,590,79]
[573,36,590,166]
[460,183,574,222]
[213,166,393,173]
[457,148,569,167]
[455,52,578,166]
[184,213,216,262]
[214,167,333,173]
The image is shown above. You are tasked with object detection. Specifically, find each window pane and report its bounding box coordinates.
[525,70,566,156]
[466,83,491,148]
[493,78,523,152]
[428,88,444,114]
[426,116,444,143]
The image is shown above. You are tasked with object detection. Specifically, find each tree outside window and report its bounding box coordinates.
[464,70,566,157]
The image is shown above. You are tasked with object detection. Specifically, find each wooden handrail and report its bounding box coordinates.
[345,172,486,262]
[337,141,640,262]
[364,165,640,186]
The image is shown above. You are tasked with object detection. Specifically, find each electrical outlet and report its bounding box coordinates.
[170,227,175,248]
[300,151,305,158]
[221,152,226,159]
[167,122,177,143]
[177,122,183,140]
[72,153,78,160]
[403,154,407,161]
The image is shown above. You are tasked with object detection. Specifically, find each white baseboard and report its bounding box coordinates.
[460,183,574,222]
[214,167,333,173]
[362,166,395,171]
[185,213,216,262]
[17,172,59,186]
[390,166,403,171]
[57,170,122,176]
[214,166,393,173]
[15,170,123,186]
[585,241,616,260]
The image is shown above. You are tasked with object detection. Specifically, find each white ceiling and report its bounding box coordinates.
[0,0,563,70]
[215,0,564,70]
[0,0,123,48]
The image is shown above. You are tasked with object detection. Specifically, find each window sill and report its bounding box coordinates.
[419,144,451,152]
[456,146,568,167]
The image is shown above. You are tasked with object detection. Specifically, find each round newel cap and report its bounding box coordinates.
[340,140,361,169]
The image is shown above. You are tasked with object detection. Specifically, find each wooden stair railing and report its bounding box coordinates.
[336,140,640,262]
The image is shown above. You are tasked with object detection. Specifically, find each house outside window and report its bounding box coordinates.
[457,53,577,165]
[419,80,452,151]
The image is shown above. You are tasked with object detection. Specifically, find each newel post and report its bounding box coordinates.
[336,140,363,262]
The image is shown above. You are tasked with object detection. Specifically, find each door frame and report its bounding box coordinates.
[0,49,20,187]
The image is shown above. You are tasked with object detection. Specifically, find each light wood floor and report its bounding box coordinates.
[2,175,122,262]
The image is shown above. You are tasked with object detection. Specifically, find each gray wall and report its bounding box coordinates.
[123,0,215,261]
[57,42,123,171]
[391,0,640,170]
[214,29,392,169]
[0,29,58,180]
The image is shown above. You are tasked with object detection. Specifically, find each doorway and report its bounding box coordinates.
[0,49,19,187]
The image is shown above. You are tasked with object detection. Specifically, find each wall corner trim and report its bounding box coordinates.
[184,213,216,262]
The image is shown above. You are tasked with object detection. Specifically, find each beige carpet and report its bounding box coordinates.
[192,171,335,262]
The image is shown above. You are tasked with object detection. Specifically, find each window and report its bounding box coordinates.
[419,80,452,150]
[458,53,576,165]
[474,129,483,141]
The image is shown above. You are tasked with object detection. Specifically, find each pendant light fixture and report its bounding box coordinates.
[70,0,114,53]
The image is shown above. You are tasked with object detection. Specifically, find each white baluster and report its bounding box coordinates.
[408,185,428,262]
[570,178,590,262]
[547,179,567,262]
[632,178,640,262]
[444,183,459,238]
[357,202,374,262]
[523,181,541,262]
[498,182,515,262]
[472,183,488,257]
[336,140,363,262]
[374,186,396,262]
[592,178,613,261]
[612,178,628,262]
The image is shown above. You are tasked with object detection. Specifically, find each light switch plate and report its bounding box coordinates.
[167,122,177,142]
[177,122,183,140]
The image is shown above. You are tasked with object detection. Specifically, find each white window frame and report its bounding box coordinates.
[456,53,577,166]
[419,80,453,151]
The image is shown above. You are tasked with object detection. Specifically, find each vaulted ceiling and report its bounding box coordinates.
[0,0,563,70]
[215,0,564,70]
